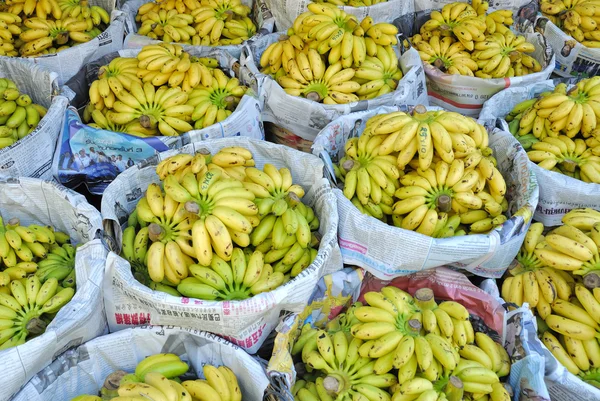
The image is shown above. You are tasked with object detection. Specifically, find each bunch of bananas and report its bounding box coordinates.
[502,222,577,318]
[71,353,244,401]
[412,0,541,78]
[505,77,600,183]
[121,147,321,300]
[0,275,74,350]
[84,43,248,137]
[314,0,386,6]
[259,4,403,103]
[0,0,111,57]
[136,0,256,46]
[291,286,512,401]
[540,0,600,48]
[334,106,515,237]
[0,217,73,286]
[536,282,600,389]
[0,78,47,149]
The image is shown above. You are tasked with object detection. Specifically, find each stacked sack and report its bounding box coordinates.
[479,77,600,225]
[12,327,269,401]
[101,137,341,352]
[312,105,537,278]
[121,0,275,58]
[408,0,553,116]
[0,58,67,180]
[289,285,512,401]
[500,210,600,393]
[0,178,105,401]
[242,3,427,141]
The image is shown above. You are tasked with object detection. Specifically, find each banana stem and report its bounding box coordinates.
[7,217,19,229]
[148,223,165,242]
[414,288,437,310]
[323,375,343,394]
[223,96,236,111]
[436,194,452,213]
[25,317,47,334]
[412,104,427,115]
[342,159,357,171]
[184,201,200,215]
[407,319,422,334]
[198,148,211,155]
[306,91,322,102]
[286,192,301,207]
[444,376,464,401]
[583,272,600,289]
[103,370,128,391]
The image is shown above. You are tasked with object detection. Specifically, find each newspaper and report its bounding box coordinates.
[0,58,67,181]
[479,79,600,226]
[0,177,106,401]
[100,137,343,353]
[55,47,264,195]
[312,105,539,279]
[12,326,270,401]
[241,33,428,141]
[265,0,414,33]
[28,2,127,85]
[122,0,276,59]
[267,267,506,390]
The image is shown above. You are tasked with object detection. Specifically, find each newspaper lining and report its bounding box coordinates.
[122,0,276,59]
[0,178,106,401]
[241,32,429,141]
[100,137,343,353]
[312,105,539,279]
[12,327,270,401]
[478,79,600,226]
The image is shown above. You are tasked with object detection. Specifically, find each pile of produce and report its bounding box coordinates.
[121,146,321,299]
[0,217,75,350]
[501,209,600,389]
[505,76,600,184]
[82,42,248,136]
[540,0,600,48]
[291,286,512,401]
[259,3,402,103]
[0,77,48,149]
[315,0,386,6]
[0,0,111,56]
[135,0,256,46]
[412,0,542,78]
[69,353,243,401]
[332,105,513,237]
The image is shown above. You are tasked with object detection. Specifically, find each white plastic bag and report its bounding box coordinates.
[100,137,342,352]
[12,326,270,401]
[0,178,106,401]
[479,79,600,226]
[241,32,428,141]
[122,0,276,59]
[312,106,539,279]
[0,58,68,180]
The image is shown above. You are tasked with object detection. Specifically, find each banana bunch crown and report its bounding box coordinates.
[335,106,511,237]
[122,147,320,300]
[0,275,74,350]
